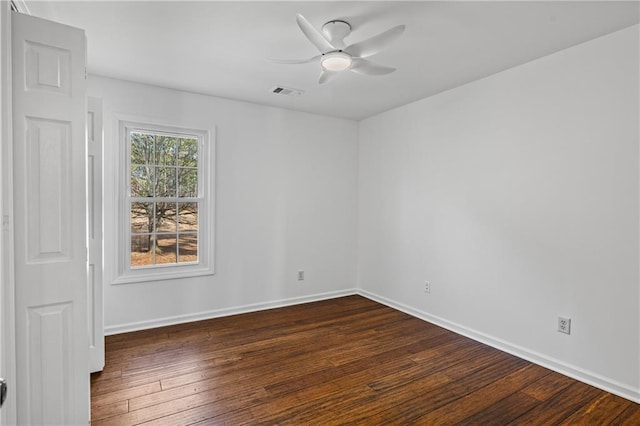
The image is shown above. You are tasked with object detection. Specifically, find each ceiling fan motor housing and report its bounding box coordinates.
[322,20,351,47]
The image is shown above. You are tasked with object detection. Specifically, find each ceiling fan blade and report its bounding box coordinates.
[344,25,405,58]
[350,58,396,76]
[319,69,338,84]
[267,55,321,64]
[296,13,335,53]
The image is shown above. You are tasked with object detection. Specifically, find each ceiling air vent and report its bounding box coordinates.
[270,86,304,97]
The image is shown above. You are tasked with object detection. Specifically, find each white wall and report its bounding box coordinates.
[89,76,358,332]
[91,24,639,401]
[358,25,639,400]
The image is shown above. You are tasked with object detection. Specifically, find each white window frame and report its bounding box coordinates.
[113,118,215,284]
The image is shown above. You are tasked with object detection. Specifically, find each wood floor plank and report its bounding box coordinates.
[94,384,270,425]
[132,355,336,412]
[90,400,129,422]
[300,369,454,425]
[456,391,541,425]
[310,350,527,425]
[375,354,530,424]
[90,369,122,382]
[614,403,640,424]
[415,364,550,425]
[559,392,635,425]
[158,345,336,391]
[91,373,165,397]
[91,380,161,407]
[508,381,603,425]
[520,369,576,401]
[91,295,640,425]
[266,355,418,405]
[261,334,433,398]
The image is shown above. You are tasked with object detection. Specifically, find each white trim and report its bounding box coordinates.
[357,288,640,404]
[10,0,30,15]
[87,96,104,373]
[112,265,214,285]
[105,288,358,335]
[114,115,215,284]
[1,2,17,424]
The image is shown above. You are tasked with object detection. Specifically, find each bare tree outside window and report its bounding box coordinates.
[129,131,199,267]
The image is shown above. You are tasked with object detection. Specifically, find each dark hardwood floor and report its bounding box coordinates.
[91,295,640,425]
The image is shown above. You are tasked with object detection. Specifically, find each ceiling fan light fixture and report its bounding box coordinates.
[321,51,352,71]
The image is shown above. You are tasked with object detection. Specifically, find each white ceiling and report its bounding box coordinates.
[26,1,639,121]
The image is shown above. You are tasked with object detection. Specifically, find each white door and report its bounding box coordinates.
[11,11,89,425]
[87,97,104,373]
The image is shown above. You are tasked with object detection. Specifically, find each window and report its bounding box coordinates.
[116,120,214,283]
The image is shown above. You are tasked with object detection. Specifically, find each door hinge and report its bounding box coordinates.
[0,378,7,408]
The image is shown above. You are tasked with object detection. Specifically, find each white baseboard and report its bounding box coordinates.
[357,288,640,404]
[104,288,358,336]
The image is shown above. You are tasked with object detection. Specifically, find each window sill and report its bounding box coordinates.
[112,265,215,285]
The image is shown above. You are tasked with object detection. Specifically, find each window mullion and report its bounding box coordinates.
[152,201,157,266]
[130,197,201,203]
[175,203,180,263]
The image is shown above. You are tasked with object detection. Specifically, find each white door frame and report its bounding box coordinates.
[87,97,104,373]
[2,3,36,423]
[0,1,17,424]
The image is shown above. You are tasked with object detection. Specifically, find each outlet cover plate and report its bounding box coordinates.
[558,317,571,334]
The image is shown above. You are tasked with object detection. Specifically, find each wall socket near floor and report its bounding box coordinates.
[558,317,571,335]
[424,281,431,294]
[297,270,305,281]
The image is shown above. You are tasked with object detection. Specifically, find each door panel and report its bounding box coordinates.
[25,117,72,262]
[12,11,89,425]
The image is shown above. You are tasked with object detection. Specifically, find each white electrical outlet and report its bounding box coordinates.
[425,281,431,294]
[297,270,304,281]
[558,317,571,334]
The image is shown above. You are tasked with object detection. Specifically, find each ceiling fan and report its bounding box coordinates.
[271,14,406,84]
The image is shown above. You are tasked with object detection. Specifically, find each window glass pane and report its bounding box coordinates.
[130,132,155,166]
[155,135,177,166]
[156,202,176,233]
[178,203,198,232]
[156,166,177,197]
[178,233,198,263]
[156,234,177,264]
[131,202,154,234]
[131,234,154,267]
[178,168,197,197]
[177,138,198,167]
[131,165,154,197]
[124,122,208,277]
